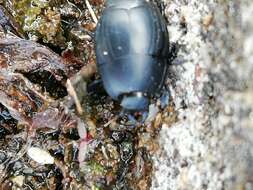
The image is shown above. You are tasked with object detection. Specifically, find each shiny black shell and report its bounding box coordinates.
[95,0,169,110]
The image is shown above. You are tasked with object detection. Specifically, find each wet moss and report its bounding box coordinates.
[14,0,65,47]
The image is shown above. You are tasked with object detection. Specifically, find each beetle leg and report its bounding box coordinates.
[127,114,139,125]
[167,42,180,65]
[116,110,137,127]
[86,30,95,40]
[87,79,107,96]
[140,111,149,123]
[159,89,170,109]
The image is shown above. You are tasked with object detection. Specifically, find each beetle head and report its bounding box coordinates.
[106,0,145,8]
[119,92,149,111]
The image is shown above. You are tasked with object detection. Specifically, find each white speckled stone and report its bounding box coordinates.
[152,0,253,189]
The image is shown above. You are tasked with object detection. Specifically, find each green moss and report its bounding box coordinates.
[13,0,65,47]
[88,161,106,175]
[14,0,48,30]
[91,185,100,190]
[80,160,106,176]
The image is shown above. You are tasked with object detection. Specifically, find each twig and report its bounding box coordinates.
[66,79,84,115]
[104,116,118,127]
[11,73,55,103]
[79,61,97,79]
[85,0,98,24]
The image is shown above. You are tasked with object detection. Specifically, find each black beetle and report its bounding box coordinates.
[95,0,169,111]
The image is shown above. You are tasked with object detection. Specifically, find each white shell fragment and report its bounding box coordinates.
[27,147,54,165]
[78,141,88,163]
[77,119,87,140]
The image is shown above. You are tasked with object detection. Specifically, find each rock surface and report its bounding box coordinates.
[152,0,253,190]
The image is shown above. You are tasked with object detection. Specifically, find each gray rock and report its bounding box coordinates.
[152,0,253,189]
